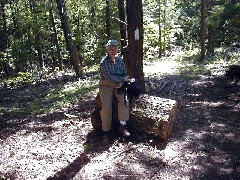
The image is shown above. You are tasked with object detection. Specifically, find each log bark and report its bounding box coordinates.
[91,93,120,132]
[91,93,178,140]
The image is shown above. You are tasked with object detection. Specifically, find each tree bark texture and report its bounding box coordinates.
[0,1,10,76]
[56,0,83,78]
[106,0,111,39]
[91,93,178,141]
[200,0,206,61]
[49,0,63,70]
[118,0,127,58]
[158,0,162,58]
[125,0,144,91]
[207,26,214,55]
[29,0,44,70]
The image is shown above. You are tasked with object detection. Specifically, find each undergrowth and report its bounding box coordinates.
[1,46,240,118]
[177,47,240,77]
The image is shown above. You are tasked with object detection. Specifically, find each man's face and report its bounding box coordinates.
[107,45,118,57]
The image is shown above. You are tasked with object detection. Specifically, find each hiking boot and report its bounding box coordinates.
[100,131,111,144]
[118,124,130,137]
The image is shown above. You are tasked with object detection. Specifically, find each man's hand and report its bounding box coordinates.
[116,82,123,88]
[124,76,131,82]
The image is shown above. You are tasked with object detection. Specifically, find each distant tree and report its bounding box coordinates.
[29,0,44,70]
[200,0,206,61]
[206,0,214,55]
[106,0,111,39]
[158,0,162,58]
[56,0,83,77]
[0,0,10,77]
[118,0,127,58]
[49,0,63,70]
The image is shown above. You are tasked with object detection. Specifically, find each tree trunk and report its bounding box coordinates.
[29,0,44,70]
[36,38,44,70]
[158,0,162,58]
[118,0,127,58]
[0,1,8,50]
[200,0,206,61]
[9,0,17,34]
[207,26,214,55]
[106,0,111,39]
[126,0,144,91]
[49,0,63,71]
[230,0,237,4]
[56,0,83,78]
[163,0,166,56]
[0,1,10,77]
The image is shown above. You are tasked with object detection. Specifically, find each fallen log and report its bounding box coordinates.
[129,94,178,140]
[91,93,178,140]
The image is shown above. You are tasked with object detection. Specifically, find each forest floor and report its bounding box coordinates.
[0,53,240,180]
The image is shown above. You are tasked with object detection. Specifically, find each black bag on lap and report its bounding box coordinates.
[118,79,142,97]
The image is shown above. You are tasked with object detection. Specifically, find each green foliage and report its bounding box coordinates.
[7,72,32,88]
[45,85,88,110]
[178,47,240,78]
[208,2,240,46]
[0,0,240,78]
[1,79,98,118]
[143,0,179,59]
[11,36,35,72]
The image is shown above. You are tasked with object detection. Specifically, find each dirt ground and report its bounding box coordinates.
[0,59,240,180]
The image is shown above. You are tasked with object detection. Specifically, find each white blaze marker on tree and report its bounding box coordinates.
[135,28,139,40]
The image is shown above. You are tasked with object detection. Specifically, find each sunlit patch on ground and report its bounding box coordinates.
[0,118,89,179]
[144,59,181,75]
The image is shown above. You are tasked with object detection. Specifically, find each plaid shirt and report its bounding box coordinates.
[100,55,127,83]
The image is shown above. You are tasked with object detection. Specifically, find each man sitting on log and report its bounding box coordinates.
[99,39,131,137]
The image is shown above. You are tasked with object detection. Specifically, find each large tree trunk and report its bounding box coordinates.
[125,0,144,91]
[200,0,206,61]
[118,0,127,58]
[56,0,83,78]
[49,0,63,71]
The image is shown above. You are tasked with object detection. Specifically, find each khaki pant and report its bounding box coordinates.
[99,84,129,132]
